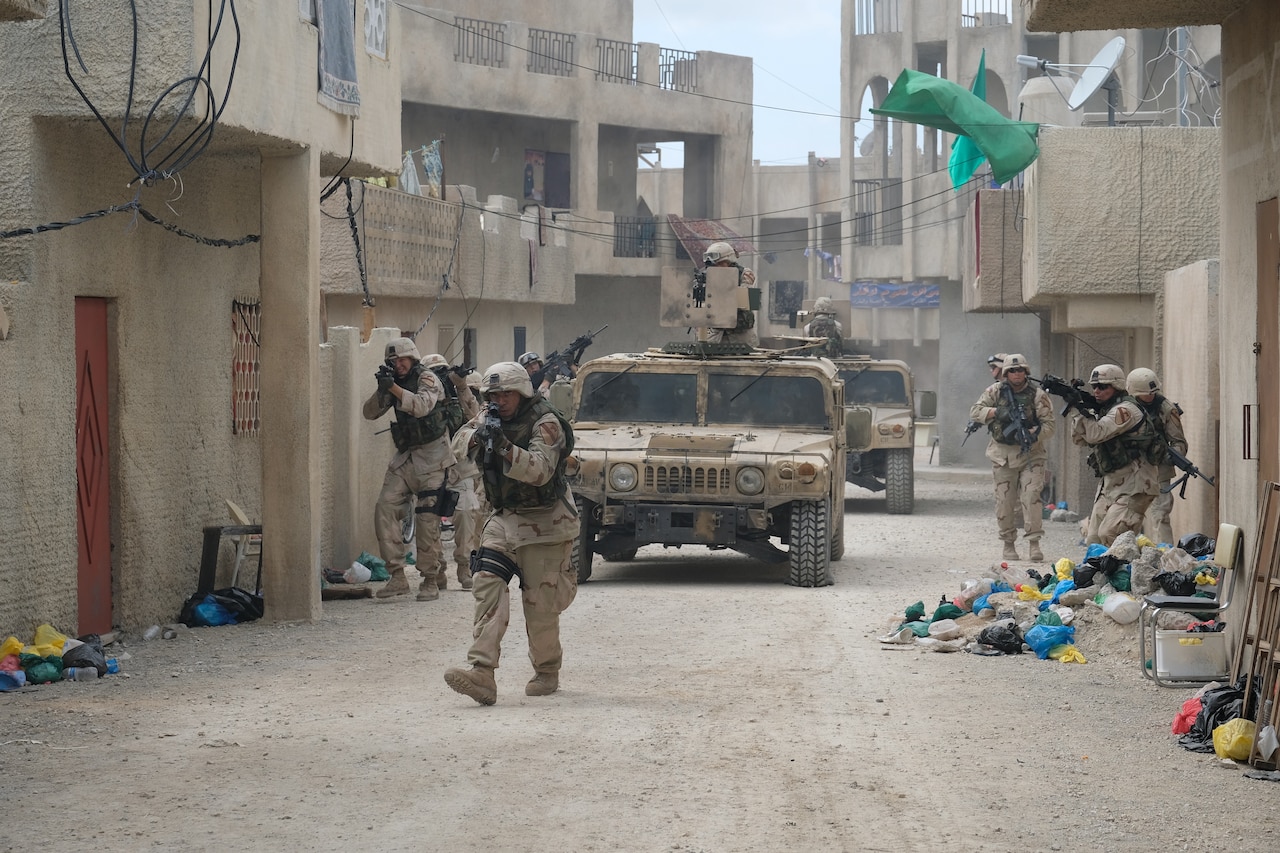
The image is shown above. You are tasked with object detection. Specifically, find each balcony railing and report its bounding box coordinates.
[455,16,506,68]
[961,0,1011,27]
[852,178,903,246]
[595,38,637,84]
[613,216,660,258]
[854,0,902,35]
[528,28,575,77]
[659,47,697,92]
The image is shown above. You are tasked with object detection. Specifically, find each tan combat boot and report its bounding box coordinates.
[444,665,497,705]
[435,567,448,591]
[416,575,440,601]
[456,565,473,591]
[1002,542,1021,562]
[375,570,410,599]
[1028,542,1045,562]
[525,672,559,697]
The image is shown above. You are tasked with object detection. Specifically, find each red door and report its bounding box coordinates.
[76,297,112,633]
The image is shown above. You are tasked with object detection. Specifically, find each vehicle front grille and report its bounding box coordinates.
[645,464,732,495]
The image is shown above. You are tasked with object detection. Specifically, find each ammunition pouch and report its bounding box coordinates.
[415,481,460,517]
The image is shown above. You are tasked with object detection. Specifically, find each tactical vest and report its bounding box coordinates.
[808,314,842,358]
[484,395,575,512]
[430,367,468,436]
[1135,395,1172,467]
[987,383,1040,445]
[389,365,451,452]
[1089,394,1161,474]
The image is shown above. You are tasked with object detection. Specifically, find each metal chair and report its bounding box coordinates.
[225,499,262,589]
[1138,522,1242,687]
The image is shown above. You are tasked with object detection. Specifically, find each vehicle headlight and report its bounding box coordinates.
[608,463,638,492]
[736,466,765,496]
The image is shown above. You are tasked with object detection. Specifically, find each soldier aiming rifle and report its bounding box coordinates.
[542,325,608,381]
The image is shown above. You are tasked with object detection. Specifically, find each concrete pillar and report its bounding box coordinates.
[807,152,820,291]
[259,146,322,622]
[571,118,598,210]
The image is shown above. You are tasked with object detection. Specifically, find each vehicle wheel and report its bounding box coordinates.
[401,499,416,545]
[885,447,915,515]
[787,498,832,587]
[572,498,595,583]
[603,548,638,562]
[830,507,845,561]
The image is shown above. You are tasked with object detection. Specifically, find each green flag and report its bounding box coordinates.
[948,50,988,190]
[871,68,1039,186]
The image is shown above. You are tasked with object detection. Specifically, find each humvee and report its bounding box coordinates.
[834,356,935,515]
[563,346,857,587]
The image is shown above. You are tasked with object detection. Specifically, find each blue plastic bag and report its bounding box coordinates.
[1085,543,1108,561]
[191,595,238,627]
[972,593,993,615]
[1039,579,1077,611]
[1024,624,1076,659]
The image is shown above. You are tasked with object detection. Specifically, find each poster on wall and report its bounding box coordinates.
[524,149,546,203]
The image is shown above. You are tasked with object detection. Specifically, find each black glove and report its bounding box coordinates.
[475,424,510,454]
[376,367,395,395]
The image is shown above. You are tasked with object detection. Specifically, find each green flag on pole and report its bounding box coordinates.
[870,67,1039,186]
[949,50,988,190]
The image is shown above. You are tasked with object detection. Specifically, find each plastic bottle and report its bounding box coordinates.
[143,624,162,641]
[62,667,100,682]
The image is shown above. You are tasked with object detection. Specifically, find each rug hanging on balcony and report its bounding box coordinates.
[317,0,361,116]
[666,215,756,263]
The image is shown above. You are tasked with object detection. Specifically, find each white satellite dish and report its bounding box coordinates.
[1067,36,1125,111]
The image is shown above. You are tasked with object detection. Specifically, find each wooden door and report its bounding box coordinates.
[76,297,112,633]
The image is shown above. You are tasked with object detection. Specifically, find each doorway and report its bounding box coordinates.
[75,297,112,633]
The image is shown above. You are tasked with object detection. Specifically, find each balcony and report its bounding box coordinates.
[1026,0,1247,31]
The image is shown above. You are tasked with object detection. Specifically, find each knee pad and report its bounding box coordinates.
[471,547,523,586]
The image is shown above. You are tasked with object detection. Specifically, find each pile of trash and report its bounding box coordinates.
[879,530,1224,663]
[0,624,123,691]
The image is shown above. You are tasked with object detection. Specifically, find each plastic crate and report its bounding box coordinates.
[1154,630,1227,679]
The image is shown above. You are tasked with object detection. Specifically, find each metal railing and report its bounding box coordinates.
[851,178,903,246]
[455,16,506,68]
[528,28,575,77]
[613,216,660,258]
[659,47,697,92]
[595,38,637,84]
[854,0,901,35]
[961,0,1012,27]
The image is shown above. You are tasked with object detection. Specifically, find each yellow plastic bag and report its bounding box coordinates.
[1055,558,1075,581]
[1017,586,1052,602]
[1136,534,1158,549]
[1,636,22,659]
[1049,644,1087,664]
[1213,718,1256,761]
[24,624,68,658]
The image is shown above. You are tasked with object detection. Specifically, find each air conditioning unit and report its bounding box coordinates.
[1082,111,1165,127]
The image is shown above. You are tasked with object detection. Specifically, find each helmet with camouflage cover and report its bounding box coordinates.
[465,370,483,390]
[813,296,834,314]
[481,361,535,399]
[987,352,1007,368]
[703,241,738,265]
[518,351,542,367]
[1088,363,1126,390]
[419,353,449,371]
[385,337,421,363]
[1002,353,1029,375]
[1126,367,1160,396]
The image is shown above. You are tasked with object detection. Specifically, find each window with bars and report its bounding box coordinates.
[365,0,387,58]
[232,299,261,436]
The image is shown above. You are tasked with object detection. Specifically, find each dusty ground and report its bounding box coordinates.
[3,450,1277,852]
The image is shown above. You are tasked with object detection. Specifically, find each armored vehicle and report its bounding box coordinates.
[564,347,854,587]
[834,356,935,515]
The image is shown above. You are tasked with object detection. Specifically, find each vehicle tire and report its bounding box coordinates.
[830,507,845,561]
[572,498,595,583]
[602,548,638,562]
[787,499,832,587]
[885,447,915,515]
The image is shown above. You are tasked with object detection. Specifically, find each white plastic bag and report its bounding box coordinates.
[343,561,372,584]
[928,619,963,641]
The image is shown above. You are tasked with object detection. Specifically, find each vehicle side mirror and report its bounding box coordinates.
[917,391,937,420]
[845,406,872,450]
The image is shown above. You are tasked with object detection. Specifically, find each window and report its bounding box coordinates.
[365,0,387,58]
[514,326,527,360]
[463,328,477,370]
[231,300,261,436]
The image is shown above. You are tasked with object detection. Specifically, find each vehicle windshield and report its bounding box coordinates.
[576,370,697,424]
[840,369,909,406]
[707,373,829,428]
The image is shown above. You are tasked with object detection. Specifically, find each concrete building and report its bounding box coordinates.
[0,1,402,634]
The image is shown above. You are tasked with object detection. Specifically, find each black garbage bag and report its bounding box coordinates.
[1152,570,1198,596]
[1178,533,1216,558]
[179,586,264,627]
[61,634,108,676]
[1179,676,1262,753]
[975,624,1024,655]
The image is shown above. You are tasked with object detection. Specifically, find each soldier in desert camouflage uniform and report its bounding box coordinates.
[701,241,759,347]
[969,353,1056,562]
[444,362,579,705]
[1071,364,1162,546]
[444,371,487,591]
[1127,368,1187,546]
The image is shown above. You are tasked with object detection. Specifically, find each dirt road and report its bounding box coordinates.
[3,453,1276,852]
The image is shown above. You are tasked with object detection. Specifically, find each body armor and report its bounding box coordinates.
[389,365,451,452]
[988,383,1040,445]
[484,396,575,511]
[1088,394,1161,475]
[808,314,841,358]
[1135,394,1173,467]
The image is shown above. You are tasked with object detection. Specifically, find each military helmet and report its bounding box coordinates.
[1089,363,1127,390]
[1126,367,1160,395]
[481,361,535,399]
[517,351,542,367]
[419,353,448,370]
[465,370,483,389]
[703,241,738,265]
[987,352,1007,367]
[385,337,421,363]
[1002,353,1029,374]
[813,296,834,314]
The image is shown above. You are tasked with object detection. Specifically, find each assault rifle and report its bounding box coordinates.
[1163,446,1216,498]
[1038,373,1103,417]
[543,325,608,379]
[1000,383,1037,455]
[961,420,982,446]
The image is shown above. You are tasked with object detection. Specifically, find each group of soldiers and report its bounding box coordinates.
[970,352,1188,561]
[363,338,578,706]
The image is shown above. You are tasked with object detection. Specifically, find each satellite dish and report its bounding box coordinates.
[1067,36,1125,111]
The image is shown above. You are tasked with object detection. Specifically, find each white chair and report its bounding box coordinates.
[225,499,262,589]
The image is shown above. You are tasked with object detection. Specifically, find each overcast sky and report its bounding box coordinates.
[631,0,844,168]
